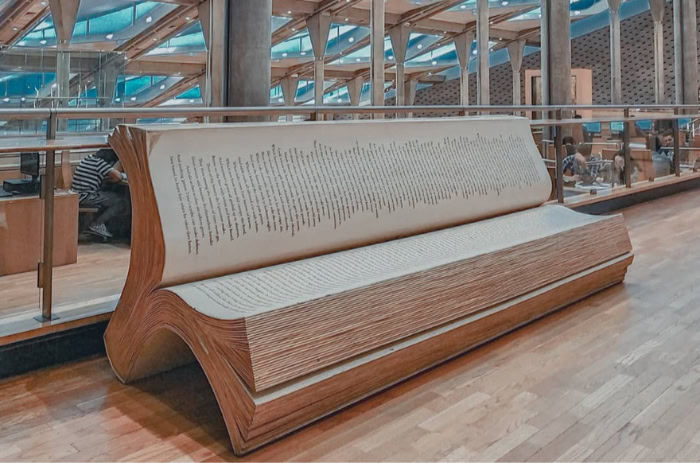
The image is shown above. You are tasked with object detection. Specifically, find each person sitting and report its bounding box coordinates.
[653,131,675,175]
[611,150,640,185]
[71,148,128,239]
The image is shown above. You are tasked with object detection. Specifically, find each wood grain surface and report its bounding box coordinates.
[0,189,697,461]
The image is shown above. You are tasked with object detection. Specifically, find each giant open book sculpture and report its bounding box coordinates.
[105,117,633,455]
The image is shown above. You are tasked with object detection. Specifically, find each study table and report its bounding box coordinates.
[0,190,78,276]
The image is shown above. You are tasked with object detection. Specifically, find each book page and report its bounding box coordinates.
[146,117,551,285]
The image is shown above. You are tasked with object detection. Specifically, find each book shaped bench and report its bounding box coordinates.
[104,117,633,455]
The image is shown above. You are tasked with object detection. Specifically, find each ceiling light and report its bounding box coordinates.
[51,83,57,88]
[417,44,423,49]
[40,0,47,5]
[115,97,121,102]
[2,98,9,103]
[291,27,296,31]
[105,33,113,39]
[337,98,342,102]
[348,37,354,43]
[282,52,288,57]
[146,16,153,23]
[20,97,26,102]
[160,84,165,90]
[130,96,136,101]
[472,49,477,55]
[502,0,508,4]
[355,58,361,62]
[344,18,349,22]
[12,26,18,31]
[388,54,394,60]
[574,10,581,15]
[431,60,437,65]
[152,37,157,41]
[189,99,194,103]
[40,39,47,45]
[300,51,306,55]
[185,16,191,21]
[460,4,466,9]
[18,40,25,46]
[287,10,292,14]
[278,97,284,103]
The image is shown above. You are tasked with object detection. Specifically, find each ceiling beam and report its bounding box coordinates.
[0,0,48,45]
[143,73,202,107]
[272,0,364,46]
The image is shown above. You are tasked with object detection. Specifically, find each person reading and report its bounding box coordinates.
[71,148,129,239]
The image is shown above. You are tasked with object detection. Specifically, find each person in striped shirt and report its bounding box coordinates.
[71,148,128,239]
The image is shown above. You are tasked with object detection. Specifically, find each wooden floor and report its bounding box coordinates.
[1,190,700,462]
[0,242,130,326]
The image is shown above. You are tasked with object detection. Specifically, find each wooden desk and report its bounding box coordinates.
[0,190,78,276]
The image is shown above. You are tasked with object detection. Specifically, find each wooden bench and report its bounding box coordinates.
[104,118,633,455]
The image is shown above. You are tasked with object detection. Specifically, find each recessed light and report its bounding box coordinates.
[460,4,466,9]
[185,16,191,21]
[348,37,354,43]
[344,18,349,22]
[189,99,194,103]
[472,49,477,55]
[282,52,288,57]
[300,51,306,56]
[355,58,361,62]
[51,83,57,88]
[287,10,292,14]
[40,0,47,5]
[2,98,9,102]
[115,97,121,102]
[291,27,296,31]
[12,26,18,31]
[574,10,581,15]
[105,33,113,39]
[160,84,165,89]
[130,96,136,101]
[40,39,47,44]
[417,44,423,49]
[146,16,152,23]
[20,97,26,102]
[152,37,157,41]
[18,40,25,46]
[502,0,508,5]
[432,60,437,65]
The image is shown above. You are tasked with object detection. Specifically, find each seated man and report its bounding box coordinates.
[71,148,128,239]
[653,131,675,175]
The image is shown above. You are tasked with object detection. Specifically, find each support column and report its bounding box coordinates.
[507,39,525,106]
[648,0,665,104]
[308,13,332,107]
[406,78,417,118]
[673,0,698,105]
[280,77,299,121]
[347,76,364,120]
[228,0,271,120]
[608,0,623,104]
[476,0,490,105]
[540,0,572,107]
[199,0,227,108]
[49,0,80,127]
[96,61,119,130]
[454,31,474,106]
[370,0,385,113]
[389,26,411,107]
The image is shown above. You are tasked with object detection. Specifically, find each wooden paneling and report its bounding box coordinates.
[0,191,78,276]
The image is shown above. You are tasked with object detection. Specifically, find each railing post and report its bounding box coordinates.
[37,111,58,322]
[623,108,632,188]
[555,131,564,204]
[673,109,681,176]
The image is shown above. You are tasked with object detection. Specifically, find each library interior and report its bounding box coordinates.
[0,0,700,461]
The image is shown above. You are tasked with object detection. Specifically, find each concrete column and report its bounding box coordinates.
[389,26,411,107]
[540,0,572,107]
[347,76,364,120]
[507,39,525,106]
[454,31,474,106]
[406,78,417,118]
[199,0,227,108]
[476,0,490,105]
[280,77,299,121]
[308,13,332,106]
[370,0,385,111]
[648,0,665,104]
[228,0,271,120]
[96,61,119,130]
[608,0,623,104]
[673,0,698,105]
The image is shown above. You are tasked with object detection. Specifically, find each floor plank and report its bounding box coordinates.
[1,190,700,462]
